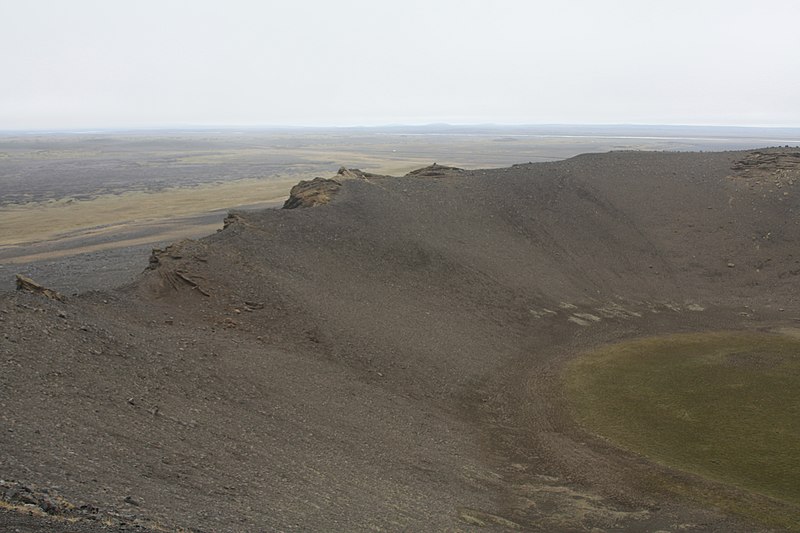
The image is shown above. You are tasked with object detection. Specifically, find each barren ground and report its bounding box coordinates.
[2,145,800,531]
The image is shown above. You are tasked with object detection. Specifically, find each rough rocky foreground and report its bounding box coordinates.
[2,150,800,532]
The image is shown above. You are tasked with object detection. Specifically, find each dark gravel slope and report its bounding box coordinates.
[2,150,799,532]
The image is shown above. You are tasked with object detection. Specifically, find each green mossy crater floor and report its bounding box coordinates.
[566,331,800,511]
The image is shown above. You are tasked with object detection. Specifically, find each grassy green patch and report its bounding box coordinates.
[566,331,800,523]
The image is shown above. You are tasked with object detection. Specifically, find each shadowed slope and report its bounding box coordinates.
[2,150,799,532]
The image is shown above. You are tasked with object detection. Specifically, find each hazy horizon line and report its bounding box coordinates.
[3,122,800,135]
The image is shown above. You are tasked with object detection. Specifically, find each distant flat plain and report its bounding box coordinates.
[1,125,799,290]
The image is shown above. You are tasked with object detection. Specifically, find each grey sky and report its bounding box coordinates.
[2,0,799,129]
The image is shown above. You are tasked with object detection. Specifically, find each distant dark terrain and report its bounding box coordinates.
[2,147,800,531]
[3,124,799,205]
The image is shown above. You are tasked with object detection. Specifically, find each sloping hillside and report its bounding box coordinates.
[2,150,799,532]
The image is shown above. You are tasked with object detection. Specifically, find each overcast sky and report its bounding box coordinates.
[2,0,799,129]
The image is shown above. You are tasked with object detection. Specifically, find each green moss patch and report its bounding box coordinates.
[566,331,800,513]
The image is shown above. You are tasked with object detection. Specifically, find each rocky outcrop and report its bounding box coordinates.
[336,166,381,179]
[732,149,800,186]
[282,177,342,209]
[15,274,63,301]
[405,163,466,178]
[282,167,390,209]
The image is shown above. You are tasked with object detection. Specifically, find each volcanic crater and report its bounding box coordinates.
[2,149,800,532]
